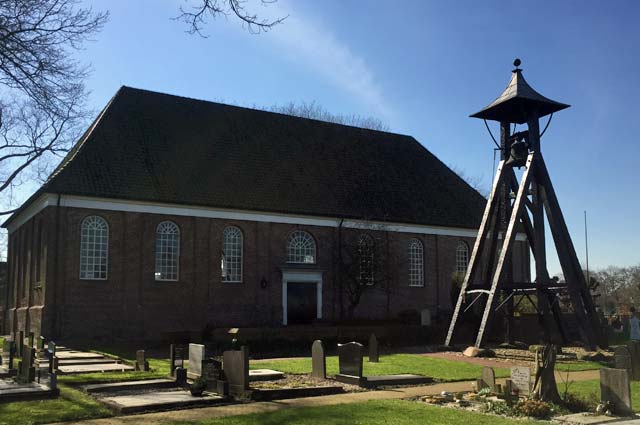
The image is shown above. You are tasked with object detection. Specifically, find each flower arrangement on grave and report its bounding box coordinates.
[189,376,207,397]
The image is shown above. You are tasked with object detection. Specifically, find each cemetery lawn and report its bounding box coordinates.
[251,354,511,381]
[167,399,543,425]
[562,379,640,413]
[0,384,111,425]
[555,361,610,371]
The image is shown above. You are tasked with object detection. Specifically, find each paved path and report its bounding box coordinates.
[61,369,601,425]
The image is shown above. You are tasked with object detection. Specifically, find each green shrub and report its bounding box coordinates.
[513,399,553,419]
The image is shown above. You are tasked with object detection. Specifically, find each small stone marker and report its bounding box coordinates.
[136,350,149,372]
[175,367,187,386]
[421,308,431,326]
[337,342,363,377]
[600,367,632,416]
[627,341,640,381]
[1,338,15,370]
[614,346,633,379]
[187,343,205,379]
[480,366,495,391]
[311,340,326,379]
[223,346,249,397]
[368,334,379,363]
[510,366,531,395]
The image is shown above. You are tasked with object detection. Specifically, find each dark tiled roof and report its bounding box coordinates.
[6,86,486,229]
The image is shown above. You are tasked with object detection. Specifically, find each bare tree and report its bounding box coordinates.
[270,101,390,132]
[448,164,488,198]
[0,0,108,211]
[176,0,287,35]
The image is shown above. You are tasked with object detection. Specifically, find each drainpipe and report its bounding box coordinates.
[434,235,440,318]
[50,194,61,338]
[338,218,344,320]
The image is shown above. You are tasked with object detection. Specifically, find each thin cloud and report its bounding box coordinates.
[269,9,392,120]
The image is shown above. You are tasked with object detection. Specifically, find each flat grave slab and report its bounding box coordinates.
[58,363,135,374]
[0,379,57,401]
[39,358,119,367]
[363,374,433,387]
[55,351,105,360]
[249,369,285,382]
[555,413,629,425]
[84,379,176,394]
[100,390,226,414]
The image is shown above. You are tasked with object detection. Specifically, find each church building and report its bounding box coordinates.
[2,87,530,341]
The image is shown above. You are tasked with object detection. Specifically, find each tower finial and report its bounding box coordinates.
[513,58,522,71]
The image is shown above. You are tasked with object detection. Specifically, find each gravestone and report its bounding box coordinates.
[627,341,640,381]
[170,344,185,376]
[614,346,633,379]
[510,366,531,395]
[17,331,24,357]
[600,368,632,416]
[368,334,379,363]
[223,346,249,397]
[421,308,431,326]
[337,342,363,377]
[1,338,15,370]
[17,344,35,384]
[135,350,149,371]
[311,340,326,379]
[187,343,206,380]
[45,341,56,373]
[480,366,495,391]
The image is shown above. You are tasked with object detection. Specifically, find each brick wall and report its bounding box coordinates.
[4,205,531,341]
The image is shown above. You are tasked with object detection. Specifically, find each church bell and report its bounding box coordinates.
[504,131,529,168]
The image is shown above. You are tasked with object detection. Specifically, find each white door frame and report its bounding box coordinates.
[281,270,323,326]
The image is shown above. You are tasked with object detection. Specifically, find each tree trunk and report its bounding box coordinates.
[532,345,561,403]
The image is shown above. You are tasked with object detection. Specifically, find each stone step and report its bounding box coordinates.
[84,379,177,394]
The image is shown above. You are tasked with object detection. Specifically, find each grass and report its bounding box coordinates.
[555,361,609,371]
[251,354,511,381]
[560,379,640,413]
[166,399,544,425]
[0,384,112,425]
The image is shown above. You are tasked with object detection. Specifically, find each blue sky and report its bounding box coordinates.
[11,0,640,274]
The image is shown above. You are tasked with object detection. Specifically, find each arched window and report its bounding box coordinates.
[286,230,316,264]
[155,221,180,281]
[456,241,470,274]
[408,238,424,287]
[80,215,109,280]
[358,234,375,286]
[222,226,243,282]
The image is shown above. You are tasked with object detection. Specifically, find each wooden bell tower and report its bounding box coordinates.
[445,59,604,350]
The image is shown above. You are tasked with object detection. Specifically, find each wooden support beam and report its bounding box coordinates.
[474,153,535,348]
[444,161,507,346]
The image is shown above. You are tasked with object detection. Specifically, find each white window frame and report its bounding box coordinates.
[222,226,243,283]
[79,215,109,280]
[408,238,424,287]
[286,230,316,264]
[456,241,470,274]
[155,221,180,282]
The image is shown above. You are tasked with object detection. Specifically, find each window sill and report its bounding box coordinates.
[80,278,108,281]
[408,284,425,288]
[222,280,243,284]
[155,279,179,283]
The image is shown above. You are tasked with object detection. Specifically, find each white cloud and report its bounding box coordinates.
[268,7,392,120]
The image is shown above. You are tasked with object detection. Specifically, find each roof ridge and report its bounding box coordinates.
[118,85,410,138]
